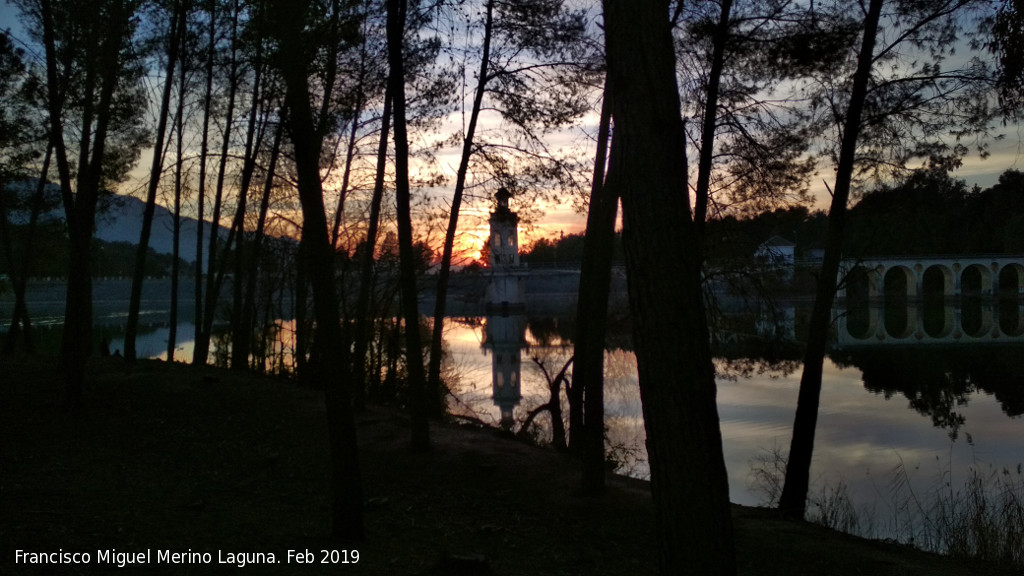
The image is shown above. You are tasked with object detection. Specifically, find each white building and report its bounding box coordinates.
[755,235,796,265]
[486,188,527,311]
[755,235,796,281]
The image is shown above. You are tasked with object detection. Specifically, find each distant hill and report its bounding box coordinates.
[96,193,228,265]
[6,180,229,266]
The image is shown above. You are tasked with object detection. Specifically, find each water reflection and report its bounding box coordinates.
[839,298,1024,345]
[481,313,527,429]
[38,317,300,374]
[5,289,1023,529]
[443,305,1023,523]
[831,346,1024,437]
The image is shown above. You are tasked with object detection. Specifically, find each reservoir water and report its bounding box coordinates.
[3,279,1023,542]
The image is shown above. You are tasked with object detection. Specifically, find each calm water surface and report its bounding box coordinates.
[441,315,1024,528]
[4,286,1023,535]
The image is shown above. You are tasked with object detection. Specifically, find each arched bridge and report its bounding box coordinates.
[834,254,1024,346]
[837,255,1024,300]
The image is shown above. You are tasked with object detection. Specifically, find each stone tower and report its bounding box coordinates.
[486,187,527,312]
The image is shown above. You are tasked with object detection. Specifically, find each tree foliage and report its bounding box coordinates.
[990,0,1024,114]
[0,32,44,186]
[847,168,1024,255]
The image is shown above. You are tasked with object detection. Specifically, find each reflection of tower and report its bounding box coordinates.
[481,313,528,429]
[486,188,527,312]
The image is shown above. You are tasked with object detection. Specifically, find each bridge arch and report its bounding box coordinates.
[844,265,878,340]
[921,266,952,338]
[837,255,1024,343]
[922,265,954,298]
[842,255,1024,300]
[843,265,878,300]
[960,263,995,296]
[999,263,1024,297]
[882,266,917,338]
[883,265,917,300]
[880,264,921,336]
[1000,301,1024,337]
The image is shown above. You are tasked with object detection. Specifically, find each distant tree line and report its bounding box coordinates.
[0,232,190,279]
[523,168,1024,271]
[518,232,623,267]
[845,169,1024,256]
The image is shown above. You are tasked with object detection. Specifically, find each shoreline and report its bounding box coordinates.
[2,355,1018,575]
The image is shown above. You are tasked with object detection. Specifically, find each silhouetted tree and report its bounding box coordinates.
[226,54,273,371]
[236,114,286,370]
[167,3,195,362]
[125,0,187,362]
[387,0,430,450]
[26,0,148,403]
[194,0,243,366]
[265,0,364,541]
[603,0,735,573]
[677,0,819,222]
[350,87,392,408]
[0,31,48,354]
[519,353,572,450]
[192,0,217,365]
[964,169,1024,252]
[1,152,51,355]
[779,0,996,518]
[845,170,970,256]
[573,79,615,493]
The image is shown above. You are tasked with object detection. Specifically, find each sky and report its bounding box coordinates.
[953,125,1024,188]
[0,3,15,28]
[3,0,1023,254]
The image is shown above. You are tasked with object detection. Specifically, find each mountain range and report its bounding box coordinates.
[7,180,230,266]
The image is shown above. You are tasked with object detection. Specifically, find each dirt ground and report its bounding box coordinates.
[1,356,1017,575]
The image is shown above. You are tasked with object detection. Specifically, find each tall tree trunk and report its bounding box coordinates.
[351,89,393,409]
[195,0,241,366]
[0,196,28,353]
[240,114,285,373]
[778,0,884,518]
[193,0,217,365]
[229,63,267,371]
[2,144,52,355]
[0,185,26,353]
[329,104,360,250]
[271,0,364,540]
[692,0,732,244]
[426,0,494,417]
[316,0,343,134]
[125,0,183,361]
[387,0,430,450]
[45,0,96,398]
[330,18,370,250]
[48,0,131,405]
[604,1,735,574]
[294,239,312,384]
[575,82,615,493]
[168,17,189,362]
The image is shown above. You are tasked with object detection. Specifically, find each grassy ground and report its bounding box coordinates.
[1,356,1018,575]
